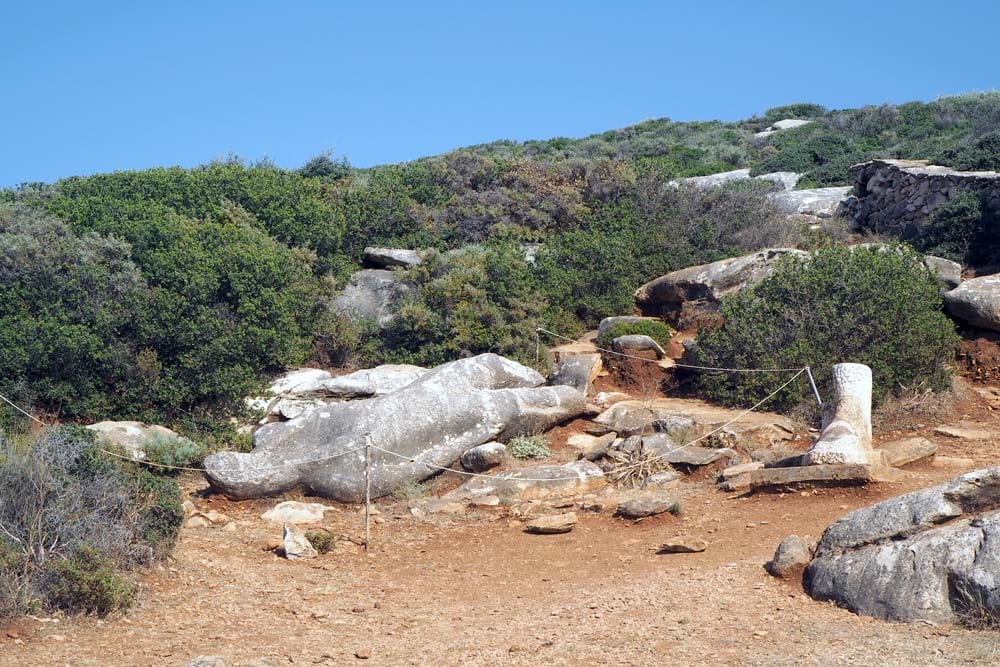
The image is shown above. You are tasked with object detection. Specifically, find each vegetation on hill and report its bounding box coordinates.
[692,245,958,410]
[1,93,995,426]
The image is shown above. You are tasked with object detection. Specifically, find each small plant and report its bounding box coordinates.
[304,530,337,555]
[391,480,429,503]
[142,433,207,470]
[44,545,137,616]
[507,435,550,460]
[950,579,1000,630]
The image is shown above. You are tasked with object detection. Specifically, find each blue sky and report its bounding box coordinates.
[2,1,998,186]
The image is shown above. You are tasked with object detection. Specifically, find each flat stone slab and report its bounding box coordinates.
[657,538,707,553]
[660,446,735,467]
[525,512,577,534]
[877,437,937,467]
[933,424,995,440]
[720,461,764,480]
[723,464,907,492]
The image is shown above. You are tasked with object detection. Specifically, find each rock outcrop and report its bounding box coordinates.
[333,268,412,326]
[944,275,1000,331]
[845,159,1000,238]
[668,168,801,191]
[754,118,814,137]
[805,467,1000,623]
[204,354,586,502]
[363,247,425,268]
[634,248,807,325]
[549,353,602,396]
[446,460,605,501]
[769,186,852,217]
[86,421,196,461]
[801,363,880,466]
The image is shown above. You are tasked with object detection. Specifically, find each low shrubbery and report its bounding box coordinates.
[0,427,183,621]
[693,245,957,410]
[912,190,1000,268]
[507,435,551,460]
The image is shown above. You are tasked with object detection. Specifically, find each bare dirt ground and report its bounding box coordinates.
[5,381,1000,666]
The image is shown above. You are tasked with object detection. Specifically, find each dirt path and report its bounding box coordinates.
[5,385,1000,665]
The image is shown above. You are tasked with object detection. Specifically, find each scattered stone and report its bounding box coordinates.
[930,455,976,469]
[612,334,665,359]
[185,510,230,528]
[354,648,372,660]
[425,500,466,515]
[525,512,577,534]
[720,461,764,480]
[549,353,602,396]
[933,424,994,440]
[653,444,736,467]
[658,538,707,553]
[460,442,507,472]
[614,497,680,519]
[566,432,616,461]
[877,437,937,467]
[642,470,680,490]
[282,523,317,560]
[470,495,500,507]
[766,535,816,578]
[363,246,424,268]
[261,501,335,525]
[805,467,1000,623]
[184,658,228,667]
[447,460,606,502]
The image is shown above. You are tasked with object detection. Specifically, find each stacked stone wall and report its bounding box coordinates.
[844,159,1000,238]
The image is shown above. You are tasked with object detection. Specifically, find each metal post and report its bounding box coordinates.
[364,434,371,553]
[805,367,823,408]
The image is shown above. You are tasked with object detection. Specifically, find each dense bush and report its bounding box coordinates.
[0,427,183,620]
[912,190,1000,267]
[507,435,550,460]
[936,130,1000,171]
[693,245,957,410]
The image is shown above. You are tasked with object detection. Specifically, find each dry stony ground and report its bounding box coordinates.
[5,384,1000,666]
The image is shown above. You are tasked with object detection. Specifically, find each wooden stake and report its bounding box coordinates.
[364,434,371,553]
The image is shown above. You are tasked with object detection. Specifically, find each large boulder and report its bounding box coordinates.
[86,421,196,461]
[548,353,602,396]
[805,467,1000,623]
[363,247,425,269]
[204,354,586,502]
[446,460,605,501]
[944,275,1000,331]
[767,186,852,217]
[755,118,814,137]
[333,268,412,326]
[634,248,808,325]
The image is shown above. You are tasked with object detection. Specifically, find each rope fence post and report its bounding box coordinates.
[534,327,540,365]
[364,432,372,553]
[805,367,823,408]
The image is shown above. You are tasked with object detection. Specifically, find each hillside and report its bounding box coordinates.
[1,92,999,433]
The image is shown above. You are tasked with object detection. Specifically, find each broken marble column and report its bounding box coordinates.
[801,363,881,466]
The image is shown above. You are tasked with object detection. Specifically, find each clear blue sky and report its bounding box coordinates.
[2,0,998,186]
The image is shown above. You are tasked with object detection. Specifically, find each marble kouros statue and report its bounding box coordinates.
[802,363,882,466]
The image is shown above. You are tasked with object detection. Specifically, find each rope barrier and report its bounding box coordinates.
[0,392,48,425]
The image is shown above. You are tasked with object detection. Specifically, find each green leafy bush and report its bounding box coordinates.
[305,530,337,555]
[507,435,551,460]
[596,320,674,350]
[44,545,137,616]
[936,130,1000,171]
[912,190,1000,267]
[693,245,957,410]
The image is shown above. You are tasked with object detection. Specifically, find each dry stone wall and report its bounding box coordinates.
[844,159,1000,238]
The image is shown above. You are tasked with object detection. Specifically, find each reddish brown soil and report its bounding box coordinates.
[4,383,1000,666]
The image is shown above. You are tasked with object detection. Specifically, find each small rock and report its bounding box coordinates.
[766,534,816,578]
[933,425,993,440]
[261,501,335,525]
[182,499,197,516]
[642,470,680,490]
[470,495,501,507]
[525,512,577,534]
[460,442,507,472]
[355,647,372,660]
[720,461,764,480]
[930,455,976,468]
[566,432,617,461]
[615,498,681,519]
[184,658,228,667]
[658,538,707,553]
[282,523,317,560]
[426,500,466,514]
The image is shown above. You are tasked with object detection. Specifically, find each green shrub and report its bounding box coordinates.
[44,544,137,616]
[913,190,1000,267]
[305,530,337,555]
[936,130,1000,171]
[507,435,550,460]
[596,320,674,350]
[693,245,957,410]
